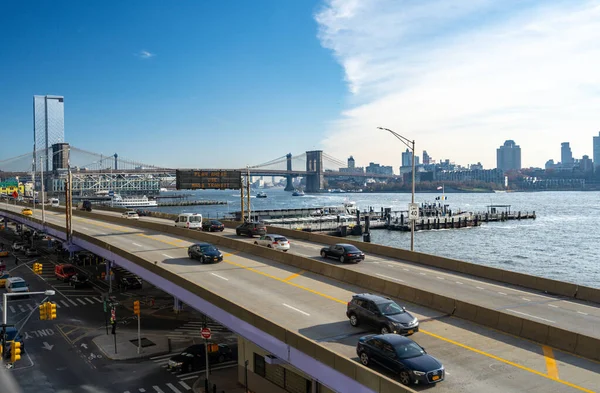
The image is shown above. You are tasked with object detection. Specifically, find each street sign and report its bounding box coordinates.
[176,169,242,190]
[408,203,419,221]
[201,327,212,339]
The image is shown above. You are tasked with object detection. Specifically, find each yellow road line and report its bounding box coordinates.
[284,270,305,281]
[137,233,183,248]
[543,345,560,379]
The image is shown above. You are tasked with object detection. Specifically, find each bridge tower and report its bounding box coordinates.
[284,153,295,191]
[305,150,324,193]
[114,153,118,170]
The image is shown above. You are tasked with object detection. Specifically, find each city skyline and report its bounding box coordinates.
[1,1,600,170]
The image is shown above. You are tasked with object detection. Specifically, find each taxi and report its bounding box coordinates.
[21,208,33,216]
[0,250,9,257]
[0,272,10,288]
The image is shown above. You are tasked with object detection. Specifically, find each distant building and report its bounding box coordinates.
[366,162,393,175]
[401,149,419,167]
[470,162,483,170]
[561,142,573,165]
[435,168,504,184]
[594,132,600,171]
[422,151,430,165]
[33,95,65,174]
[545,159,555,170]
[347,156,355,169]
[496,140,521,171]
[580,155,593,172]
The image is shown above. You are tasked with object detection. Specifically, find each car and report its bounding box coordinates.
[55,264,77,282]
[356,334,444,386]
[175,213,203,229]
[118,276,143,290]
[320,243,365,263]
[0,273,11,288]
[202,220,225,232]
[6,277,29,294]
[69,273,90,288]
[122,210,139,219]
[188,243,223,263]
[21,208,33,216]
[254,234,290,252]
[11,242,26,252]
[24,248,40,257]
[346,293,419,335]
[0,250,9,257]
[167,343,234,373]
[235,221,267,237]
[135,209,150,217]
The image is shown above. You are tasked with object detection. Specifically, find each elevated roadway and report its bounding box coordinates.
[1,207,599,393]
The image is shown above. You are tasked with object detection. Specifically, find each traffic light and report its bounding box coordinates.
[133,300,140,316]
[33,262,42,274]
[47,302,57,320]
[10,341,21,363]
[39,302,47,320]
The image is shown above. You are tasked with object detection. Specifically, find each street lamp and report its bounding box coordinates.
[378,127,416,251]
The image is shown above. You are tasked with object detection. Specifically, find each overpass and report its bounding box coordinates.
[1,206,599,393]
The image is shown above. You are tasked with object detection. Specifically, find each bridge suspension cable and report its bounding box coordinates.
[321,152,348,168]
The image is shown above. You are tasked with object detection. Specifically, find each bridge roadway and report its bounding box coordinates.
[3,207,600,393]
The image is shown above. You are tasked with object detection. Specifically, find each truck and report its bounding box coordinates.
[77,200,92,212]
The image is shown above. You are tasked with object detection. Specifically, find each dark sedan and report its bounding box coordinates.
[320,243,365,263]
[167,343,234,373]
[356,334,444,386]
[69,273,91,288]
[188,243,223,263]
[202,220,225,232]
[118,276,143,290]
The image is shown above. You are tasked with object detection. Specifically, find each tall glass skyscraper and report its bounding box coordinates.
[33,95,65,173]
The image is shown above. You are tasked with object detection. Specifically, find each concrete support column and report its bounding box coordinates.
[173,297,183,313]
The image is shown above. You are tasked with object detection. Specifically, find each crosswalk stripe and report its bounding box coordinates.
[68,299,78,306]
[55,303,61,308]
[27,304,34,311]
[60,300,70,307]
[9,306,15,313]
[124,391,130,393]
[152,386,164,393]
[84,298,95,304]
[139,389,146,393]
[166,383,181,393]
[76,298,87,305]
[19,305,25,312]
[178,381,191,390]
[150,353,174,361]
[93,297,102,303]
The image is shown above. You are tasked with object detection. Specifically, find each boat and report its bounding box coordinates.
[256,192,267,198]
[292,189,305,196]
[110,194,158,208]
[160,188,168,192]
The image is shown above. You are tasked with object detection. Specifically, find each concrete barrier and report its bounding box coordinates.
[576,285,600,303]
[574,334,600,361]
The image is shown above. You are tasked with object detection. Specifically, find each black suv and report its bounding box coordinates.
[202,220,225,232]
[235,221,267,237]
[346,293,419,335]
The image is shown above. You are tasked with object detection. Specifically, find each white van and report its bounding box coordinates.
[50,198,60,207]
[174,213,203,229]
[6,277,29,294]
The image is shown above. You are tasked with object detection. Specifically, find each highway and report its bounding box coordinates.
[2,207,600,393]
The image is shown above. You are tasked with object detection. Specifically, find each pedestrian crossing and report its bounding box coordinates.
[150,352,237,382]
[122,380,192,393]
[166,321,230,340]
[0,296,104,314]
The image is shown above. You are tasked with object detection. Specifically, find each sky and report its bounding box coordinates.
[1,1,599,171]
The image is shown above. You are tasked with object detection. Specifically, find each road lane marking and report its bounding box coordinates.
[60,300,70,307]
[403,268,409,271]
[178,381,191,390]
[284,270,305,281]
[153,386,164,393]
[85,297,95,304]
[93,297,102,303]
[27,304,34,311]
[387,264,395,268]
[162,254,174,259]
[507,309,556,323]
[476,287,484,290]
[132,242,143,247]
[77,298,87,305]
[166,383,182,393]
[548,304,559,308]
[9,306,15,313]
[139,389,146,392]
[210,273,228,281]
[455,281,463,285]
[522,297,532,302]
[542,345,559,379]
[282,303,310,316]
[498,292,507,295]
[376,273,404,283]
[68,298,78,306]
[419,272,426,275]
[436,277,445,280]
[577,311,588,315]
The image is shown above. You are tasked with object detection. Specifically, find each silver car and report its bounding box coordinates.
[254,234,290,252]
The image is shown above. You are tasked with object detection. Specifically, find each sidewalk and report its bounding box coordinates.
[92,330,172,361]
[193,365,247,393]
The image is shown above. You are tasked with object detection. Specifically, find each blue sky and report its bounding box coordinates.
[0,1,345,168]
[2,1,600,171]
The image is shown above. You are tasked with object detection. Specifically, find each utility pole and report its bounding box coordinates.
[65,153,73,243]
[246,166,251,222]
[41,157,45,225]
[239,172,245,222]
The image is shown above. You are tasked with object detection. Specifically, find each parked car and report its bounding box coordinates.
[24,248,40,257]
[122,210,140,219]
[235,221,267,237]
[6,277,29,294]
[188,243,223,263]
[320,244,365,263]
[202,220,225,232]
[118,276,143,290]
[167,343,234,373]
[21,208,33,216]
[356,334,444,386]
[254,234,290,252]
[69,273,90,288]
[55,264,77,282]
[346,293,419,335]
[135,209,151,217]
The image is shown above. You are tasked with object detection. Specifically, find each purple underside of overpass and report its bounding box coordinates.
[0,211,376,393]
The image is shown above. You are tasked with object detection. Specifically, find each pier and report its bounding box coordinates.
[155,199,227,207]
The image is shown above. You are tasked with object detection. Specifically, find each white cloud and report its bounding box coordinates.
[137,50,155,59]
[315,0,600,170]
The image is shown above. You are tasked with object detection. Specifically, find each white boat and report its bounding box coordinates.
[160,188,168,192]
[111,194,158,208]
[292,190,305,196]
[256,192,267,198]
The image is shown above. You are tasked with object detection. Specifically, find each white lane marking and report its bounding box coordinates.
[521,297,531,302]
[282,303,310,316]
[55,303,61,308]
[210,273,228,281]
[162,254,173,259]
[166,383,182,393]
[578,311,589,315]
[9,306,15,313]
[507,309,555,323]
[132,242,143,247]
[85,297,95,304]
[560,300,600,311]
[60,300,70,307]
[82,226,89,230]
[476,287,484,290]
[455,281,463,285]
[387,264,395,268]
[419,272,426,276]
[403,268,409,271]
[93,297,102,303]
[372,261,380,264]
[151,353,175,361]
[436,277,445,280]
[124,391,130,393]
[77,298,87,305]
[498,292,507,296]
[153,386,164,393]
[376,273,404,283]
[27,304,34,311]
[68,298,78,306]
[548,304,559,308]
[139,389,146,393]
[178,381,191,390]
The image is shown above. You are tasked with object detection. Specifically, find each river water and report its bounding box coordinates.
[155,189,600,289]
